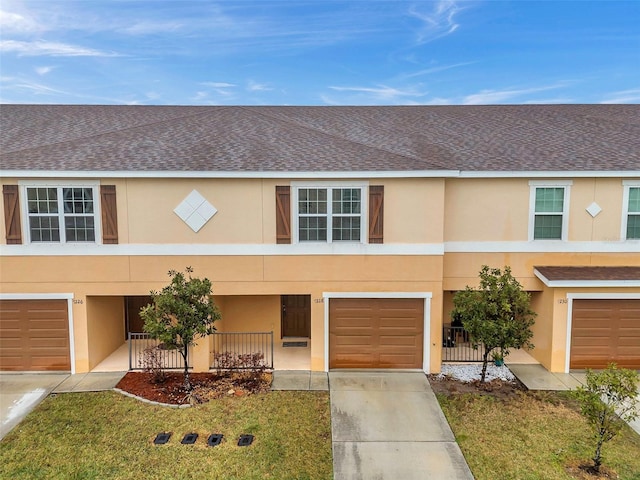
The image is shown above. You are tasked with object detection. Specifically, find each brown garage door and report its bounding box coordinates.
[570,299,640,369]
[330,298,424,369]
[0,299,71,371]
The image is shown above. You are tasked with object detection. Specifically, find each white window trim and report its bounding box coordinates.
[528,180,572,241]
[291,181,368,244]
[18,180,102,245]
[621,180,640,241]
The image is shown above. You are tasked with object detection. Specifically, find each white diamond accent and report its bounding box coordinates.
[174,190,217,232]
[586,202,602,218]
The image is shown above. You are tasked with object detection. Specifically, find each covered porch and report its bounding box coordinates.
[90,293,312,372]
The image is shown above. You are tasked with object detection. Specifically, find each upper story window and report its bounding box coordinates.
[294,183,366,243]
[529,181,571,241]
[22,183,99,243]
[623,182,640,240]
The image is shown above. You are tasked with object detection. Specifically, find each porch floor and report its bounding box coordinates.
[92,338,311,372]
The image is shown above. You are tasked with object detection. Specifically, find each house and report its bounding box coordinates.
[1,104,639,375]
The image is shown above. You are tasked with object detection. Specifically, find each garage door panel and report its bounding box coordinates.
[330,298,423,369]
[333,335,374,346]
[379,335,422,346]
[571,299,640,370]
[378,355,418,369]
[0,299,71,371]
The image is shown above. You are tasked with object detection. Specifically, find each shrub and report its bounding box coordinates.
[139,345,167,384]
[572,363,639,473]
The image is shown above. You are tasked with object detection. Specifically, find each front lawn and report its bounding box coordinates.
[0,390,332,480]
[437,390,640,480]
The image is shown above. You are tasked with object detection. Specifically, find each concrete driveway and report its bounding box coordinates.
[0,373,68,441]
[1,371,127,441]
[329,371,473,480]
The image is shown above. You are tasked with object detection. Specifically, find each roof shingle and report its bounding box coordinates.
[1,104,638,173]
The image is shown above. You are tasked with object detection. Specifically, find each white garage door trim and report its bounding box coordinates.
[565,292,640,373]
[323,292,432,373]
[0,293,76,374]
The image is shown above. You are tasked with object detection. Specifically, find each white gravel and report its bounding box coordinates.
[437,363,516,383]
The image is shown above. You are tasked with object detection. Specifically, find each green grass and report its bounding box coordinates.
[0,390,333,480]
[437,391,640,480]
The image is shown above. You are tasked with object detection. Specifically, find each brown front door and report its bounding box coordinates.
[125,296,152,338]
[0,299,71,371]
[281,295,311,338]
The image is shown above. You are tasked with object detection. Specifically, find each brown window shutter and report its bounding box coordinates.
[368,185,384,244]
[100,185,118,244]
[3,185,22,244]
[275,186,291,244]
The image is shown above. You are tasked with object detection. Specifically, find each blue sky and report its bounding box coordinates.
[1,0,638,105]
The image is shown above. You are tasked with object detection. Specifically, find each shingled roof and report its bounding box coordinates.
[1,104,638,173]
[534,266,640,286]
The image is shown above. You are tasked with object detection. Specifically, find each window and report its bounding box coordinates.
[624,184,640,240]
[529,181,571,241]
[295,184,365,243]
[23,184,98,243]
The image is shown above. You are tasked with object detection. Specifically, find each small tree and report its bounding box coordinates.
[573,364,639,473]
[452,265,536,382]
[140,267,221,391]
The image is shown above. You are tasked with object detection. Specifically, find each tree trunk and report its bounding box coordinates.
[181,346,191,391]
[593,424,606,472]
[480,347,491,382]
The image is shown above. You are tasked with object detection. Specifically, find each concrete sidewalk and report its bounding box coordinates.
[329,371,473,480]
[508,363,640,436]
[1,371,126,441]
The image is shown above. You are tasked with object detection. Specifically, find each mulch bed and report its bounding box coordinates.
[116,371,272,405]
[428,374,527,400]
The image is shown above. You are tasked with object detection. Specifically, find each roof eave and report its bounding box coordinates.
[2,169,639,179]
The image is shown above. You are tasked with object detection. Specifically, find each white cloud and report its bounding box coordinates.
[35,66,54,75]
[462,84,566,105]
[600,88,640,104]
[201,82,236,88]
[324,84,429,105]
[247,81,273,92]
[329,84,427,101]
[400,61,476,80]
[0,40,119,57]
[0,8,42,34]
[408,0,463,44]
[121,21,185,35]
[9,81,68,96]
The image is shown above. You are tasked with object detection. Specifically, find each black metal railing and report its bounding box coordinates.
[128,333,190,370]
[211,332,274,370]
[441,326,485,362]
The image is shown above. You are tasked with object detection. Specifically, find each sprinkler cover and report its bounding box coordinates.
[181,433,198,444]
[153,432,171,445]
[238,434,254,447]
[207,434,223,447]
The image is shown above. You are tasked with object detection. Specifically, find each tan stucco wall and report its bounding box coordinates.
[385,178,444,243]
[443,252,639,292]
[444,178,530,241]
[124,178,266,244]
[568,178,623,241]
[0,254,444,373]
[86,296,125,370]
[443,177,629,242]
[219,295,281,336]
[529,289,554,370]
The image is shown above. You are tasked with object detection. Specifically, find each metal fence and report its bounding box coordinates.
[128,333,190,370]
[211,332,274,370]
[441,326,485,362]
